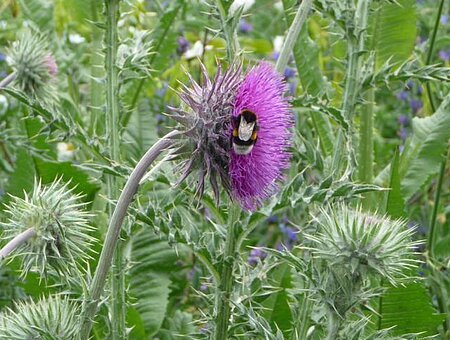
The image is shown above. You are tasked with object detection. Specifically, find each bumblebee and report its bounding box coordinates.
[232,110,259,155]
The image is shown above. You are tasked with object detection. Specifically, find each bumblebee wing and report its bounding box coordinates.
[238,116,255,141]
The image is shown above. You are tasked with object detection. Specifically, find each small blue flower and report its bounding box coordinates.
[398,127,408,141]
[396,91,409,101]
[438,49,450,62]
[248,247,267,266]
[0,53,5,62]
[409,99,423,113]
[271,51,280,61]
[441,15,448,25]
[283,67,296,79]
[398,114,409,126]
[266,215,278,224]
[238,19,253,34]
[405,80,414,90]
[280,224,298,249]
[176,36,189,55]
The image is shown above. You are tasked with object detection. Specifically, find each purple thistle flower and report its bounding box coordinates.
[239,19,253,34]
[229,63,293,210]
[170,63,242,200]
[44,54,58,77]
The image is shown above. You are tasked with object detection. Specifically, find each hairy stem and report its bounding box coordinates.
[215,0,240,62]
[0,228,36,261]
[214,204,240,340]
[276,0,313,74]
[88,0,104,136]
[341,0,370,173]
[103,0,124,338]
[358,88,374,208]
[0,72,17,89]
[79,130,178,338]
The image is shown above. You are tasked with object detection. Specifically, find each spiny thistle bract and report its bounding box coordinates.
[0,179,95,279]
[171,61,293,210]
[6,31,57,102]
[170,62,242,200]
[307,204,420,285]
[0,295,80,339]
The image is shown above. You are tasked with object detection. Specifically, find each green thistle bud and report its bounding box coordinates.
[0,295,80,339]
[307,204,420,285]
[6,31,57,102]
[1,179,95,279]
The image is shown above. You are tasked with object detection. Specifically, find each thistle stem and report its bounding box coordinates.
[103,0,124,337]
[341,0,370,172]
[88,0,104,136]
[215,0,240,62]
[79,130,178,338]
[214,204,240,340]
[0,72,17,89]
[0,228,36,262]
[425,0,444,112]
[276,0,313,74]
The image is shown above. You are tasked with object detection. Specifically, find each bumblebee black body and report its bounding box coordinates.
[232,110,259,155]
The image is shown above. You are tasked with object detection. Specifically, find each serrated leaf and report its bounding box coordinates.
[261,263,293,337]
[401,94,450,201]
[372,0,417,69]
[379,282,445,336]
[129,232,181,337]
[18,0,54,31]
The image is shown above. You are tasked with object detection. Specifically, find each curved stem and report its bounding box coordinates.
[103,0,124,337]
[0,228,36,261]
[214,204,240,340]
[276,0,313,74]
[79,130,179,339]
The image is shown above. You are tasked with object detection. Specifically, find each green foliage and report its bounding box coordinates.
[129,231,183,337]
[372,0,417,68]
[401,94,450,201]
[0,0,448,338]
[379,283,446,336]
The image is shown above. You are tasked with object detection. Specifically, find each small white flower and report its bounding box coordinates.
[184,41,204,60]
[229,0,255,16]
[68,33,85,44]
[274,1,284,12]
[0,95,8,116]
[57,142,75,161]
[273,36,284,53]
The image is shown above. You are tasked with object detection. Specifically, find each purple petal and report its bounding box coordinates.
[230,62,293,210]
